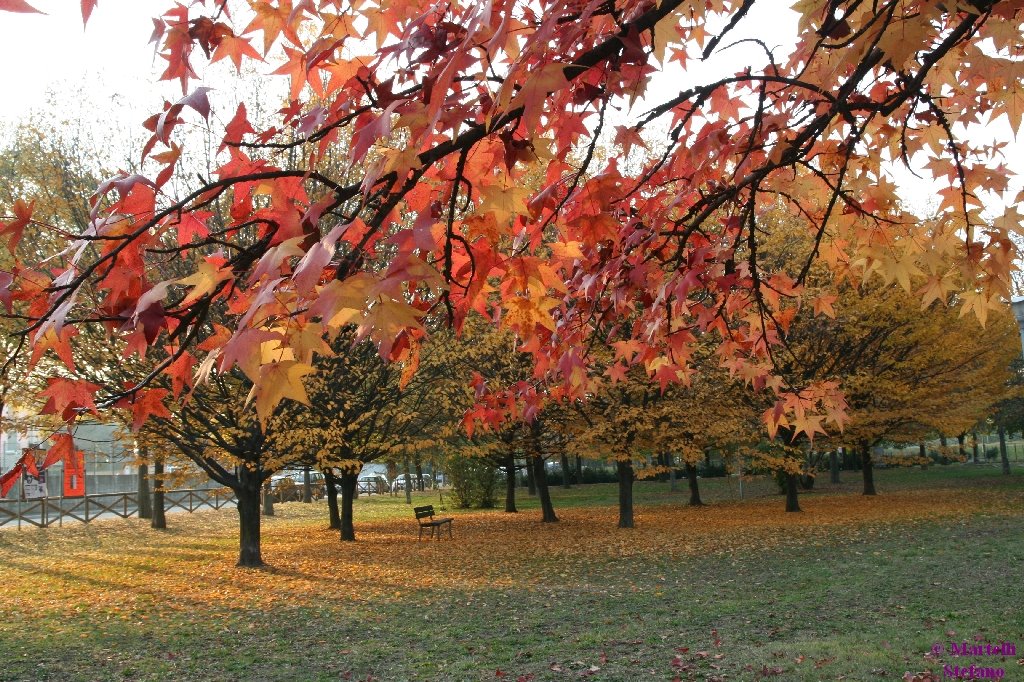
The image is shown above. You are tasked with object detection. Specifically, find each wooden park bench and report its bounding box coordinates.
[414,505,453,541]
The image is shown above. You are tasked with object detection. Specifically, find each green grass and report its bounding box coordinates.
[0,465,1021,682]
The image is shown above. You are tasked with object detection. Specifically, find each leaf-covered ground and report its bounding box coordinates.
[0,467,1021,681]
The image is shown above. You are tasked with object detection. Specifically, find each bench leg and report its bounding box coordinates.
[418,525,424,542]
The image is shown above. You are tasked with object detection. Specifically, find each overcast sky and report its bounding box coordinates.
[0,1,166,126]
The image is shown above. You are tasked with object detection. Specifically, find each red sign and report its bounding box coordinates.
[63,450,85,497]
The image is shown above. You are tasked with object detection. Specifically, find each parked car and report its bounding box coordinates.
[270,470,325,502]
[356,474,389,495]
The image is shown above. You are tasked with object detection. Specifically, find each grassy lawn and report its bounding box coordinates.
[0,465,1021,681]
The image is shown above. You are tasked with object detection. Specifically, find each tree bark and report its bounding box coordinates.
[339,470,357,541]
[416,460,424,491]
[560,453,572,488]
[301,465,313,503]
[862,443,877,495]
[235,464,264,567]
[151,457,166,530]
[526,457,537,496]
[403,456,413,505]
[972,431,979,463]
[784,472,801,512]
[262,481,275,516]
[684,462,703,506]
[919,441,928,469]
[532,456,557,523]
[137,463,152,519]
[387,460,398,497]
[324,468,341,529]
[957,432,966,460]
[617,459,634,528]
[829,450,840,484]
[999,425,1011,475]
[504,453,517,513]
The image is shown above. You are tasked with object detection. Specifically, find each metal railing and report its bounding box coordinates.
[0,488,236,529]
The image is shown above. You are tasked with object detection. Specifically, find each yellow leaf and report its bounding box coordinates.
[477,182,531,224]
[246,360,314,427]
[176,260,233,306]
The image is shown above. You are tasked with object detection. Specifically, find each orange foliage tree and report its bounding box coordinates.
[2,0,1022,547]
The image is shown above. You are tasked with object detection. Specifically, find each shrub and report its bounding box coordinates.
[697,460,728,478]
[446,456,498,508]
[552,466,620,485]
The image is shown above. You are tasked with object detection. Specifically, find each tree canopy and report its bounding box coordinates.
[1,0,1021,440]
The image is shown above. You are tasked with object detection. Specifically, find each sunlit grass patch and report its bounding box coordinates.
[0,467,1020,681]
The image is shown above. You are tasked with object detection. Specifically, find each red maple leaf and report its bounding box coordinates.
[81,0,97,24]
[42,433,75,470]
[165,351,196,400]
[115,387,172,431]
[0,198,34,253]
[39,378,101,422]
[0,0,42,13]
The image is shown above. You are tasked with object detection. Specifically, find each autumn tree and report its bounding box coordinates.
[991,358,1024,476]
[3,0,1022,522]
[778,267,1018,496]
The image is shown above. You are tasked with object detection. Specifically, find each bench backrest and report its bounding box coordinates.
[414,505,435,521]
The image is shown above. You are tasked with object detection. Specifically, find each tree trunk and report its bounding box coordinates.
[560,453,572,489]
[137,463,152,520]
[416,461,424,491]
[957,432,966,460]
[387,460,398,497]
[684,462,703,506]
[617,459,634,528]
[575,455,583,484]
[151,458,166,530]
[526,457,537,496]
[532,456,557,523]
[403,456,413,505]
[301,465,312,503]
[235,465,264,567]
[999,425,1011,475]
[829,450,840,484]
[784,472,801,512]
[504,453,517,513]
[919,441,928,469]
[339,470,357,541]
[262,481,275,516]
[862,443,877,495]
[799,446,815,489]
[324,468,341,529]
[972,431,979,463]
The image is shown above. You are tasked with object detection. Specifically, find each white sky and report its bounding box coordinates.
[0,1,167,127]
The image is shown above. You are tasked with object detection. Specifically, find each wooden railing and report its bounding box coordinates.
[0,488,236,529]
